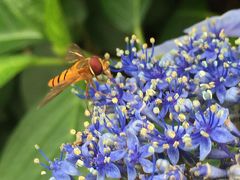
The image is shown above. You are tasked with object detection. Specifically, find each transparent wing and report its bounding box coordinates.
[38,76,80,108]
[65,43,86,63]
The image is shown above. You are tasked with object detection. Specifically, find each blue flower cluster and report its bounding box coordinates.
[35,9,240,180]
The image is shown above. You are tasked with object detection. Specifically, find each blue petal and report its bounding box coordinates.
[110,149,126,162]
[211,127,235,143]
[199,137,212,160]
[139,158,153,173]
[86,173,97,180]
[126,131,139,150]
[184,9,240,37]
[52,170,71,180]
[105,163,121,178]
[127,164,137,180]
[208,149,230,159]
[140,144,152,158]
[97,170,105,180]
[147,36,187,57]
[224,75,239,87]
[217,107,229,126]
[61,160,80,176]
[216,85,226,104]
[82,142,91,157]
[167,147,179,165]
[194,111,205,128]
[155,146,164,153]
[153,175,166,180]
[224,119,240,137]
[225,87,240,103]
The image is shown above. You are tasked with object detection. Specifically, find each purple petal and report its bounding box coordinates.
[144,36,187,57]
[97,169,105,180]
[208,149,230,159]
[199,137,212,160]
[127,164,137,180]
[184,9,240,37]
[105,163,121,178]
[216,85,226,104]
[61,160,80,176]
[153,175,166,180]
[167,147,179,165]
[85,174,97,180]
[140,144,152,158]
[127,131,139,150]
[224,75,240,87]
[110,150,126,162]
[225,119,240,137]
[139,158,153,173]
[211,127,235,143]
[217,107,229,125]
[190,164,227,179]
[153,36,185,55]
[52,170,71,180]
[225,87,240,103]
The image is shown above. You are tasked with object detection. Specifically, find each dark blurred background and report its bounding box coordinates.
[0,0,239,179]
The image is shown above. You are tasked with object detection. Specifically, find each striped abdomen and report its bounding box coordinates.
[48,68,72,87]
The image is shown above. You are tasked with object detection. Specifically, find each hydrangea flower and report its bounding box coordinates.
[35,9,240,180]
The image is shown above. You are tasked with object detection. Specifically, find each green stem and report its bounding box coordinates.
[31,57,65,66]
[132,0,145,43]
[134,25,144,43]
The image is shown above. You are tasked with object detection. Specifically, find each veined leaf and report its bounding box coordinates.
[100,0,151,36]
[0,55,64,88]
[44,0,71,56]
[0,0,44,54]
[0,30,43,54]
[0,90,86,180]
[0,55,32,88]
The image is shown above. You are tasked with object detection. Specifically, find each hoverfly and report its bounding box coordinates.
[39,44,112,107]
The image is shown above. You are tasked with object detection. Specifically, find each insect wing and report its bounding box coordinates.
[65,44,86,63]
[38,76,79,108]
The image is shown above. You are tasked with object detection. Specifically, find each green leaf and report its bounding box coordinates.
[0,0,44,54]
[0,55,65,88]
[0,30,43,54]
[0,55,32,88]
[100,0,151,38]
[1,0,44,28]
[0,90,86,180]
[61,0,88,41]
[44,0,71,56]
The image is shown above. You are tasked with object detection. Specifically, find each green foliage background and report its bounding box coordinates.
[0,0,239,179]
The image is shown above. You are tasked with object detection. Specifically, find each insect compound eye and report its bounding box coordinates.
[89,56,103,76]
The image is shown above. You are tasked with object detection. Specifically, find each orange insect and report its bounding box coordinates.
[39,44,112,107]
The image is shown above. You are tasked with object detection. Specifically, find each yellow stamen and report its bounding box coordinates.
[153,107,160,114]
[34,158,40,164]
[163,143,170,149]
[84,121,90,128]
[173,141,179,148]
[76,160,84,167]
[74,148,81,155]
[41,171,46,175]
[78,176,85,180]
[70,129,76,135]
[200,130,209,138]
[167,130,176,139]
[178,113,186,122]
[112,97,118,104]
[150,37,155,44]
[148,146,155,153]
